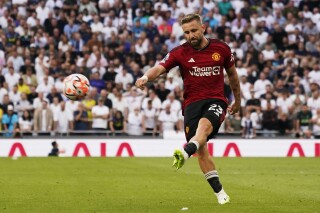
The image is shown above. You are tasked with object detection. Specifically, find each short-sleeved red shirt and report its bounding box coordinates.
[159,38,235,110]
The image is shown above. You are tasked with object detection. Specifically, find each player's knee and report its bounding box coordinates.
[197,122,213,137]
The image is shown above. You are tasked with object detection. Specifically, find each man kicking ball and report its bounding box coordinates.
[135,13,241,205]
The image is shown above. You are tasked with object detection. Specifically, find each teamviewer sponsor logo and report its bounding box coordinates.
[189,66,220,76]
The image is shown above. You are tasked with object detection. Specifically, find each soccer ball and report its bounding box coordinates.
[63,74,90,100]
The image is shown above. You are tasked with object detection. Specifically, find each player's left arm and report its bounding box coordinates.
[225,65,241,115]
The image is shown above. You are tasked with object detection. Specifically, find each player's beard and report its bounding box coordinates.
[189,37,202,49]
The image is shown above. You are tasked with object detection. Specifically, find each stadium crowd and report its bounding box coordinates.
[0,0,320,138]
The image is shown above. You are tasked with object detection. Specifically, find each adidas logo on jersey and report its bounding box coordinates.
[188,58,195,62]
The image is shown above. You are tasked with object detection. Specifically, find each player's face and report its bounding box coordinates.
[182,20,206,49]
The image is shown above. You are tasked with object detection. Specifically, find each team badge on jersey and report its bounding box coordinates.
[185,126,189,134]
[212,52,221,61]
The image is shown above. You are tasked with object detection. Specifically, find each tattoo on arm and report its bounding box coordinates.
[226,66,241,103]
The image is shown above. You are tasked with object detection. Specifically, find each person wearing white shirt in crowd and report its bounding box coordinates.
[142,100,158,135]
[4,66,20,91]
[161,92,181,116]
[16,92,32,116]
[36,0,50,25]
[92,97,109,131]
[204,0,215,11]
[260,93,276,111]
[127,107,145,136]
[33,93,48,110]
[307,91,320,116]
[36,76,53,96]
[50,96,61,115]
[154,0,168,12]
[54,75,65,93]
[112,89,129,118]
[91,15,104,33]
[54,102,73,133]
[19,110,33,135]
[289,87,306,105]
[7,51,24,73]
[148,12,164,28]
[115,68,134,91]
[125,86,144,112]
[253,72,272,98]
[65,100,80,114]
[8,85,21,106]
[102,19,118,41]
[35,52,50,81]
[312,108,320,136]
[308,64,320,86]
[253,26,269,47]
[165,73,179,91]
[45,0,63,10]
[12,0,28,17]
[262,44,275,61]
[240,76,252,109]
[0,84,8,105]
[141,89,162,112]
[158,104,178,133]
[26,12,37,27]
[86,49,108,68]
[0,10,11,29]
[276,90,292,114]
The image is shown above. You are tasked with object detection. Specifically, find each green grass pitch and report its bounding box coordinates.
[0,157,319,213]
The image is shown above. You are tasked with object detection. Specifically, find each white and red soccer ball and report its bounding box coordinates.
[63,74,90,100]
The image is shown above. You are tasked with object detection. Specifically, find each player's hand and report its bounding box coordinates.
[227,101,240,115]
[135,76,148,90]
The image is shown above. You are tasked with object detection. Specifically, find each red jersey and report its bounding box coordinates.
[159,38,235,110]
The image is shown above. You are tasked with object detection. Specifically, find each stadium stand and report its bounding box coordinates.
[0,0,320,139]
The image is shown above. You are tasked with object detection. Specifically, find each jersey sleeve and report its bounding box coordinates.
[223,44,235,69]
[158,51,179,72]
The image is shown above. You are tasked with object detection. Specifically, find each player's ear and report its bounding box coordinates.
[201,24,206,33]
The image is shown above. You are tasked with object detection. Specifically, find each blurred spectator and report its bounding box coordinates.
[241,111,256,139]
[158,104,179,133]
[110,110,126,136]
[115,68,134,91]
[278,113,292,136]
[9,85,21,106]
[54,102,73,134]
[296,104,312,137]
[73,102,89,132]
[142,89,161,112]
[127,107,144,136]
[5,66,20,91]
[142,100,158,136]
[1,94,14,114]
[1,105,18,137]
[110,89,127,117]
[16,93,33,115]
[17,78,30,95]
[246,89,261,113]
[91,97,109,132]
[262,102,278,135]
[161,92,181,116]
[33,100,54,135]
[312,108,320,138]
[225,113,241,133]
[19,110,33,136]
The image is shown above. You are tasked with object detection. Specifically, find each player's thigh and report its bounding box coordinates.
[202,100,227,139]
[184,101,203,142]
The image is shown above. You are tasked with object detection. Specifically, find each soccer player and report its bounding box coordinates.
[135,14,240,205]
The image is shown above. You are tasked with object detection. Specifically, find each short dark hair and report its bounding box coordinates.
[181,14,202,25]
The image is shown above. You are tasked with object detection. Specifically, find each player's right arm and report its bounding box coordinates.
[135,65,167,90]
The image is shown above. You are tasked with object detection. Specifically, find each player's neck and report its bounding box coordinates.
[196,38,209,50]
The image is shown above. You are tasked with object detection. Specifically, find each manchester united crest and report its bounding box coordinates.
[212,52,220,61]
[185,126,189,134]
